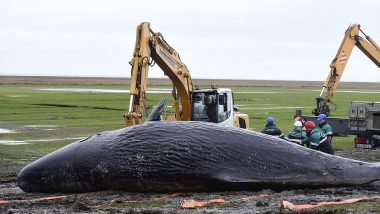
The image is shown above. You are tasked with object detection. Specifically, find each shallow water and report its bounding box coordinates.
[0,140,28,145]
[0,137,85,145]
[23,125,59,128]
[6,95,27,98]
[0,128,15,134]
[241,106,313,110]
[37,87,172,94]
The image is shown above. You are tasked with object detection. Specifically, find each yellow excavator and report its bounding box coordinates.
[124,22,249,129]
[313,24,380,116]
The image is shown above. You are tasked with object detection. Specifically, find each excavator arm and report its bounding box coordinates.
[313,24,380,116]
[124,22,194,126]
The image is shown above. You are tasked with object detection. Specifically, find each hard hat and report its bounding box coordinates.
[267,117,274,124]
[317,114,327,121]
[304,121,315,130]
[294,121,302,127]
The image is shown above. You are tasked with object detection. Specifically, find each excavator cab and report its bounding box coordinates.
[192,90,218,122]
[191,89,233,125]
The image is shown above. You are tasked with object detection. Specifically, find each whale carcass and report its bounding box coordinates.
[17,121,380,193]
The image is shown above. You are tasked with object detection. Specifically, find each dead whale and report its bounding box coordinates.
[17,101,380,193]
[18,122,380,193]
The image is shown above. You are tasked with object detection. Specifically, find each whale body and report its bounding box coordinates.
[18,121,380,193]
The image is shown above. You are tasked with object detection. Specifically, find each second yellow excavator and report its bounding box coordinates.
[124,22,249,129]
[313,24,380,116]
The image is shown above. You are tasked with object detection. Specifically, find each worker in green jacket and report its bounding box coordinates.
[317,114,333,145]
[285,121,308,146]
[304,121,334,155]
[262,117,284,138]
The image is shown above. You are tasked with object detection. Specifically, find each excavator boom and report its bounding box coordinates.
[314,24,380,116]
[124,22,193,126]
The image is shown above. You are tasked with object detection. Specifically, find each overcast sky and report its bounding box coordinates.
[1,0,380,82]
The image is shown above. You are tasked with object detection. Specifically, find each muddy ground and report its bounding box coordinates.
[0,149,379,214]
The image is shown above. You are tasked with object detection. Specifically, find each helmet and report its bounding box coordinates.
[304,121,315,130]
[294,121,302,127]
[317,114,327,121]
[267,117,274,124]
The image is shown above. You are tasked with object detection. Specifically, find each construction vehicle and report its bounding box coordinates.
[124,22,249,129]
[303,24,380,149]
[312,24,380,116]
[349,101,380,148]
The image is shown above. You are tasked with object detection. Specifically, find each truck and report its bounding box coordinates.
[124,22,249,129]
[303,24,380,149]
[349,101,380,148]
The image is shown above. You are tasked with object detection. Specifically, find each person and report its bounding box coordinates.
[304,121,334,155]
[294,109,306,128]
[262,117,284,138]
[294,116,306,128]
[317,114,333,145]
[285,121,308,146]
[193,94,207,120]
[205,95,216,122]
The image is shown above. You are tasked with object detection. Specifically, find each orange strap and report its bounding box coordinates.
[280,195,380,210]
[0,196,66,205]
[180,198,226,208]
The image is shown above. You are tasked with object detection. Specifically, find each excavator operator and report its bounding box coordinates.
[204,95,217,122]
[192,93,216,122]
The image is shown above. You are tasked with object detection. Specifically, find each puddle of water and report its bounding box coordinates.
[30,137,85,142]
[0,140,28,145]
[312,89,380,94]
[0,128,16,133]
[24,125,59,128]
[144,88,172,91]
[236,91,277,94]
[237,104,275,107]
[0,125,59,133]
[0,137,86,145]
[241,106,312,110]
[6,95,27,98]
[337,90,380,94]
[37,88,172,94]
